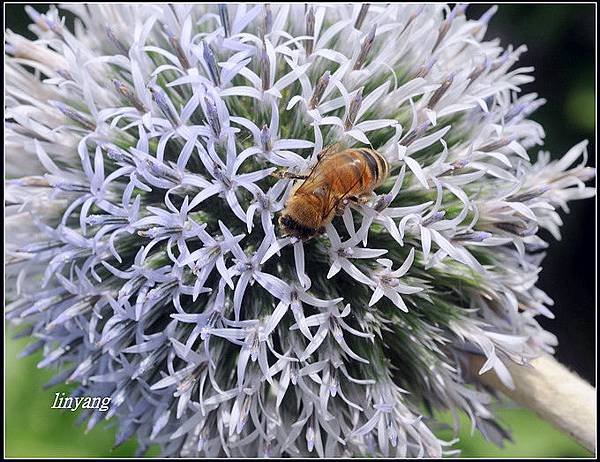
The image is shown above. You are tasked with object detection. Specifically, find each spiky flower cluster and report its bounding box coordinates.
[5,3,595,458]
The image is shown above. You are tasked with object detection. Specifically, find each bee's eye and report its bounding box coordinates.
[279,214,290,228]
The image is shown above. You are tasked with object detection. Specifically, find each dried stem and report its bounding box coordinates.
[470,354,596,453]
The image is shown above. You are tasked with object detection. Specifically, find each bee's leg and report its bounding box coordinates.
[334,203,347,216]
[335,194,369,216]
[271,168,308,180]
[348,194,372,206]
[335,199,350,216]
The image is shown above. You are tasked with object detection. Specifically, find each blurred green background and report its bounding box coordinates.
[5,3,595,458]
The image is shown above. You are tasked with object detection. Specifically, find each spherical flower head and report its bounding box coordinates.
[5,4,595,458]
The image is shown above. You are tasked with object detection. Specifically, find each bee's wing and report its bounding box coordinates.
[320,163,366,220]
[295,165,331,195]
[295,143,345,195]
[317,142,345,161]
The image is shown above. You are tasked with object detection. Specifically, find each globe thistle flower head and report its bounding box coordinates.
[5,3,596,458]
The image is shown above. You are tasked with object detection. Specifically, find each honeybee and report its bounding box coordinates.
[277,144,389,240]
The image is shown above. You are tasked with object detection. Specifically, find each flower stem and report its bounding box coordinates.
[470,354,596,453]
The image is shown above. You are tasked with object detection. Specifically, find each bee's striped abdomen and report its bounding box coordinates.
[358,148,389,186]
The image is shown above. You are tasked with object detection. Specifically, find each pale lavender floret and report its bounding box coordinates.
[369,249,423,312]
[4,3,595,458]
[325,219,385,285]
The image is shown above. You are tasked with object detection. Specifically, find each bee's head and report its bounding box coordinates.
[278,211,324,241]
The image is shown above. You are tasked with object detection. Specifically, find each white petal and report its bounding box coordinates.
[421,226,432,261]
[299,324,329,361]
[293,240,310,289]
[327,260,342,279]
[264,300,289,337]
[369,286,385,306]
[354,119,397,132]
[407,125,451,155]
[345,129,370,144]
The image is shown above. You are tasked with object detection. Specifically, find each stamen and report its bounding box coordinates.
[422,210,445,226]
[381,275,400,287]
[353,24,376,70]
[202,41,221,86]
[148,84,180,127]
[50,100,96,130]
[263,4,273,36]
[401,5,425,36]
[113,79,147,112]
[388,423,398,447]
[218,4,231,38]
[146,159,181,183]
[509,185,550,202]
[86,215,128,226]
[104,145,133,164]
[466,58,490,85]
[54,182,90,193]
[427,73,454,109]
[260,125,272,152]
[105,25,129,55]
[450,157,469,171]
[305,6,315,56]
[400,121,430,146]
[354,4,370,30]
[477,136,514,152]
[455,231,492,242]
[374,192,393,211]
[164,25,190,69]
[260,49,270,91]
[213,164,232,188]
[238,394,253,431]
[497,221,537,237]
[146,279,179,300]
[204,97,221,137]
[308,71,330,109]
[433,4,467,51]
[412,58,436,79]
[344,87,363,129]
